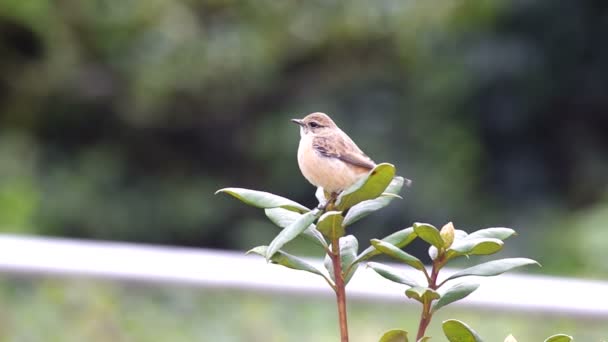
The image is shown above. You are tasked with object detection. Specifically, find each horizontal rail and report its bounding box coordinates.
[0,234,605,318]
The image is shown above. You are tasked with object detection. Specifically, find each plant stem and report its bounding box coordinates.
[331,236,349,342]
[416,301,432,341]
[416,257,442,340]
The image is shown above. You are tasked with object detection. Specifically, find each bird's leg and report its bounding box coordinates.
[316,191,339,211]
[327,192,338,210]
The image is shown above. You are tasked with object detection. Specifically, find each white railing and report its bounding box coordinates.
[0,234,606,318]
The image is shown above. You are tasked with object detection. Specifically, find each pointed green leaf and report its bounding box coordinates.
[544,334,573,342]
[323,254,332,282]
[343,177,403,227]
[265,208,327,248]
[443,320,483,342]
[368,262,420,287]
[316,211,345,240]
[468,239,503,255]
[325,236,359,285]
[266,209,322,260]
[466,227,516,241]
[247,246,268,256]
[414,222,444,249]
[342,176,406,223]
[454,229,469,240]
[315,186,326,205]
[216,188,309,213]
[405,286,440,303]
[335,163,396,210]
[265,207,303,228]
[444,258,540,283]
[371,239,425,270]
[382,193,403,199]
[385,176,406,195]
[353,227,416,265]
[432,281,480,313]
[379,329,409,342]
[446,238,503,259]
[247,246,324,277]
[343,195,394,227]
[341,235,359,284]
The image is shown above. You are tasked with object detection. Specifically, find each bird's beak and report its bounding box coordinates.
[291,118,304,126]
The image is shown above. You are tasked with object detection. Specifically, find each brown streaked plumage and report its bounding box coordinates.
[291,112,376,194]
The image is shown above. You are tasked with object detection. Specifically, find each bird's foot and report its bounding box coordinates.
[318,192,339,211]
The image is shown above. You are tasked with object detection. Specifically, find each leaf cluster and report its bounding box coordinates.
[371,222,540,341]
[216,164,570,342]
[217,163,405,288]
[369,222,539,314]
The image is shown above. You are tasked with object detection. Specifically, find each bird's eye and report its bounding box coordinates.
[309,121,320,128]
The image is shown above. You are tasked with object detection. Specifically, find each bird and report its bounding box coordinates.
[291,112,409,199]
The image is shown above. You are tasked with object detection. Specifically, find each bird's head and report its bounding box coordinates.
[291,112,337,137]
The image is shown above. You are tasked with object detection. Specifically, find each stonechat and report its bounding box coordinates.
[292,112,410,196]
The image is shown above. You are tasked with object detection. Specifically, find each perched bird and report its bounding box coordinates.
[292,112,409,196]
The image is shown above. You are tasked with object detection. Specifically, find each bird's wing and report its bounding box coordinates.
[313,135,375,170]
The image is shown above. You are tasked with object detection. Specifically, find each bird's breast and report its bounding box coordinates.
[297,137,369,193]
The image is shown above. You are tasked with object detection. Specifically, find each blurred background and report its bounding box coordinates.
[1,0,607,340]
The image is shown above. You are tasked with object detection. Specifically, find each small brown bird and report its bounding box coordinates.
[291,112,379,195]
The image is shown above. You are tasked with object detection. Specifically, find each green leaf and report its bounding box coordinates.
[454,229,469,240]
[353,227,416,265]
[379,329,408,342]
[444,258,540,283]
[466,227,516,241]
[316,211,345,240]
[544,334,573,342]
[335,163,396,210]
[323,255,333,283]
[446,238,503,259]
[432,281,480,313]
[325,235,359,285]
[341,235,359,284]
[343,195,394,227]
[265,208,327,248]
[385,176,407,195]
[443,320,483,342]
[266,209,322,260]
[371,239,424,270]
[215,188,309,213]
[247,246,324,277]
[315,187,326,205]
[413,222,444,249]
[368,262,420,287]
[405,286,440,303]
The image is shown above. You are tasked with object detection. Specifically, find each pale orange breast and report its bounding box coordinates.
[297,136,369,193]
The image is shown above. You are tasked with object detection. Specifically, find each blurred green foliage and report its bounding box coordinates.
[0,0,607,277]
[0,277,604,341]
